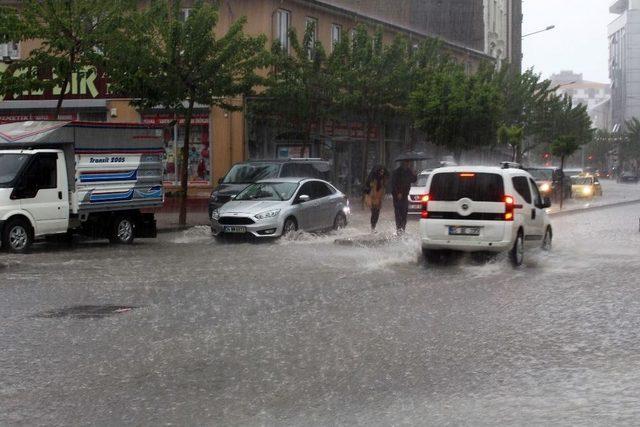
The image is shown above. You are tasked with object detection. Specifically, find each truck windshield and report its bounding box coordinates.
[223,163,280,184]
[0,153,31,186]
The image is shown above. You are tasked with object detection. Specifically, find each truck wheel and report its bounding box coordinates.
[2,218,33,253]
[110,216,135,245]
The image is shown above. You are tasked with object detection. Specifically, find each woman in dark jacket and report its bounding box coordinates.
[364,165,389,231]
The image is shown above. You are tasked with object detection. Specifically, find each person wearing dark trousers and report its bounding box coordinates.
[364,165,389,232]
[391,160,417,234]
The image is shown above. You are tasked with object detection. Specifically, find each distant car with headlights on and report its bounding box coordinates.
[526,167,572,201]
[210,178,349,238]
[571,174,603,199]
[408,170,433,215]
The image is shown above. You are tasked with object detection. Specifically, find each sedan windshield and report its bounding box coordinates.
[235,182,298,201]
[572,177,593,185]
[528,169,553,181]
[0,153,30,186]
[414,174,430,187]
[223,163,280,184]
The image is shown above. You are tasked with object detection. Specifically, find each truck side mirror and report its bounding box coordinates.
[542,197,552,209]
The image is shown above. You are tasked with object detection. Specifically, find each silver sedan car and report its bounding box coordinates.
[210,178,350,238]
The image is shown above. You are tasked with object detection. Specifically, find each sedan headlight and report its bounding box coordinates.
[255,209,281,221]
[582,186,593,195]
[211,209,220,220]
[540,183,551,193]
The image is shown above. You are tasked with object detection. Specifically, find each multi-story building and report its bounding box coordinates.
[484,0,522,69]
[0,0,493,195]
[321,0,523,68]
[551,71,612,130]
[609,0,640,131]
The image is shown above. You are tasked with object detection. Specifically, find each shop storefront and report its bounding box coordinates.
[141,111,212,188]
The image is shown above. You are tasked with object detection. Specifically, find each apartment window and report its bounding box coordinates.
[331,24,342,50]
[179,8,192,22]
[0,41,19,59]
[305,17,318,59]
[277,9,291,52]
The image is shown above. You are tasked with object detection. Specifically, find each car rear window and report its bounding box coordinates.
[430,172,504,202]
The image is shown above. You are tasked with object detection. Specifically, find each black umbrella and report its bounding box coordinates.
[394,151,431,162]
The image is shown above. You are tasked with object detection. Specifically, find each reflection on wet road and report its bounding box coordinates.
[1,203,640,425]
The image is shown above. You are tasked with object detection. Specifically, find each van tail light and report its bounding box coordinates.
[504,194,515,221]
[421,194,430,219]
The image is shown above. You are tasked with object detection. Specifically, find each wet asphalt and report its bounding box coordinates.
[1,202,640,426]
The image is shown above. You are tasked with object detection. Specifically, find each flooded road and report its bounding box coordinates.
[2,203,640,425]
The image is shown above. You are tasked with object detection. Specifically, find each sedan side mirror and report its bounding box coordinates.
[298,194,311,203]
[218,177,223,184]
[542,197,552,209]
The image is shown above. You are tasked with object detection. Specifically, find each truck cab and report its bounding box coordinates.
[0,149,70,249]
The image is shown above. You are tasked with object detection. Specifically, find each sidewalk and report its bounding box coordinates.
[155,180,640,232]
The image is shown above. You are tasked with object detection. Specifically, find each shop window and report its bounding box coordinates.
[161,119,210,185]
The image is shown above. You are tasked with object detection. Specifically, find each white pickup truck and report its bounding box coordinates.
[0,121,165,253]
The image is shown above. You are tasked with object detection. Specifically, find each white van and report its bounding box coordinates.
[419,165,553,266]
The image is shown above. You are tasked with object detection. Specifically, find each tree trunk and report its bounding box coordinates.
[55,72,71,119]
[55,53,75,119]
[178,98,195,226]
[559,155,565,210]
[361,119,370,207]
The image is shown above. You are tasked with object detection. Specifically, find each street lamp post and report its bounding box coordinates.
[522,25,556,39]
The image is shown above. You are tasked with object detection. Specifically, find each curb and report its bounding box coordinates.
[548,198,640,217]
[155,199,640,233]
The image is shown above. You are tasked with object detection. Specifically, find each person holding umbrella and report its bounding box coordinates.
[391,154,419,234]
[364,165,389,232]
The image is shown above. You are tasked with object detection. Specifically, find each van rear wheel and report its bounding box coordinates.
[510,231,524,267]
[2,218,33,253]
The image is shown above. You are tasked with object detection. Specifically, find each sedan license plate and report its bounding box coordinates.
[410,203,421,210]
[449,226,481,236]
[224,226,246,233]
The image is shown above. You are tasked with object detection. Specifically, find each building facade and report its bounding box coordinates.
[551,71,612,130]
[609,0,640,131]
[484,0,522,69]
[0,0,493,195]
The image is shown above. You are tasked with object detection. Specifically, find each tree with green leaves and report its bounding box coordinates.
[622,117,640,171]
[331,26,410,186]
[495,67,555,162]
[105,0,267,226]
[550,134,582,208]
[0,0,134,117]
[498,125,524,162]
[409,61,502,162]
[257,22,335,157]
[587,129,615,172]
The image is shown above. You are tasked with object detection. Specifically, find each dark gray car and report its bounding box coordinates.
[209,159,331,217]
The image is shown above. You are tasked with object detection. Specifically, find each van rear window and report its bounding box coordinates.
[430,173,504,202]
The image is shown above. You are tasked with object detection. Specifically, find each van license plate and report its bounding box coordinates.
[410,203,421,210]
[224,226,246,233]
[449,226,480,236]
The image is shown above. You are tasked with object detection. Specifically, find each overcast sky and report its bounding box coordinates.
[522,0,615,83]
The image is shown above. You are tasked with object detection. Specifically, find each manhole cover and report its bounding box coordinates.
[35,305,139,319]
